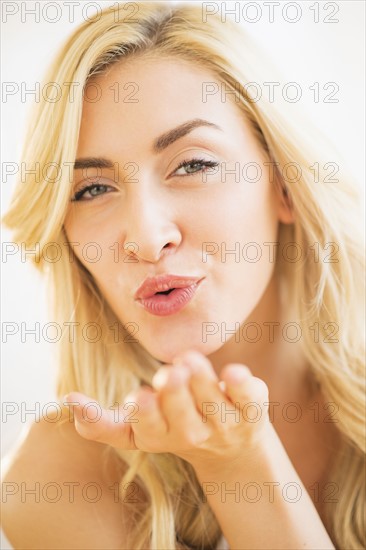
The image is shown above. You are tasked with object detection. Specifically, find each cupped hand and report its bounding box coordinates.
[63,350,271,470]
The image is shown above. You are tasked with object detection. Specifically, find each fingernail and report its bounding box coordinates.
[218,381,227,393]
[168,366,189,387]
[226,365,251,383]
[124,392,137,403]
[152,367,170,390]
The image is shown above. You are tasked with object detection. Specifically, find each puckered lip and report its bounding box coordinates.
[134,274,205,300]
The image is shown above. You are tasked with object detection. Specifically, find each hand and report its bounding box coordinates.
[63,350,271,471]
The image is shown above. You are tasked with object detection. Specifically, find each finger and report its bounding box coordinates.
[220,364,269,422]
[64,392,137,450]
[152,366,210,447]
[174,350,234,424]
[130,386,169,451]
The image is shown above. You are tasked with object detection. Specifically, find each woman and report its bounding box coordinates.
[1,2,364,549]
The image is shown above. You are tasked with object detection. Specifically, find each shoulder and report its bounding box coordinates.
[1,409,131,549]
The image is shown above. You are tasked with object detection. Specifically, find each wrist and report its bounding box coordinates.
[192,421,276,481]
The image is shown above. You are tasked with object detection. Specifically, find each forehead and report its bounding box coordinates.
[77,56,248,155]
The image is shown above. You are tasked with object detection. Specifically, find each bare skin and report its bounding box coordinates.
[1,382,339,549]
[1,57,341,548]
[1,414,130,549]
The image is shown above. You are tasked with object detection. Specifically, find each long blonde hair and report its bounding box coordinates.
[3,2,364,548]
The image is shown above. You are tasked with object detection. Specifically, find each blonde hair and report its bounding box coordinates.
[3,2,365,548]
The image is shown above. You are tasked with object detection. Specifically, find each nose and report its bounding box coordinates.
[120,182,182,263]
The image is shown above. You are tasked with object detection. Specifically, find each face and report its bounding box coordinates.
[64,56,291,364]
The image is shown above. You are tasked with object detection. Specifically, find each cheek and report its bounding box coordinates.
[63,211,125,287]
[196,181,279,318]
[195,179,279,252]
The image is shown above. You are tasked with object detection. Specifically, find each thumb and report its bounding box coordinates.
[63,392,138,450]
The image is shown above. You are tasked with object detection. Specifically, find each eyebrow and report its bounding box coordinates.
[73,118,222,170]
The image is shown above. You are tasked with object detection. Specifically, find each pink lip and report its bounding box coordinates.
[134,274,204,317]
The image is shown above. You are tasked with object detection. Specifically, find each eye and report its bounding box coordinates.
[172,157,219,177]
[71,182,115,202]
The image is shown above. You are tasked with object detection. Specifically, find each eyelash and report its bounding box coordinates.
[174,157,219,175]
[71,157,220,202]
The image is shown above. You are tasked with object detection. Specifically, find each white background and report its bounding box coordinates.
[1,0,365,457]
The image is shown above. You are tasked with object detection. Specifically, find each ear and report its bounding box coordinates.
[274,175,295,225]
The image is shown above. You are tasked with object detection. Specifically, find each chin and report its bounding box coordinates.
[145,337,225,365]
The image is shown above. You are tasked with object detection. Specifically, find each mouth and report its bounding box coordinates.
[134,274,204,301]
[135,278,204,317]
